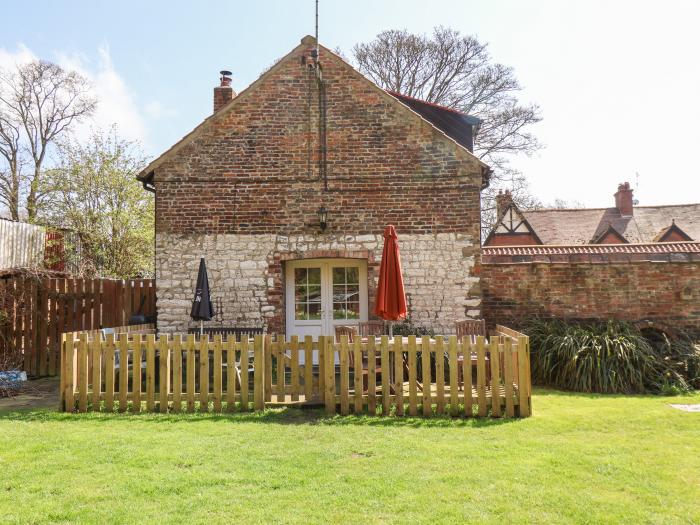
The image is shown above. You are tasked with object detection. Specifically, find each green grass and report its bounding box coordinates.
[1,390,699,524]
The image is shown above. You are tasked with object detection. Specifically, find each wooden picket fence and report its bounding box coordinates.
[61,328,531,418]
[0,276,155,377]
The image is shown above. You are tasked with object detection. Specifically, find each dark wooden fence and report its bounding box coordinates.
[0,276,155,377]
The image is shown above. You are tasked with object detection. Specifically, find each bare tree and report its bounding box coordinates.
[0,107,23,220]
[0,60,96,222]
[352,27,542,237]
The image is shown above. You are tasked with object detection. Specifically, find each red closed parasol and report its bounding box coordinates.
[374,225,407,335]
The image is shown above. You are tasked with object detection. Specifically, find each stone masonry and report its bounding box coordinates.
[157,232,480,335]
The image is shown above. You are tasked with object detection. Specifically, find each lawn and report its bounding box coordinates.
[1,389,699,524]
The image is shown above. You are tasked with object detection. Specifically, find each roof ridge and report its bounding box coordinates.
[385,90,473,117]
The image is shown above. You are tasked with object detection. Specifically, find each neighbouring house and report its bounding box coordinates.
[481,183,700,331]
[137,36,491,337]
[484,182,699,247]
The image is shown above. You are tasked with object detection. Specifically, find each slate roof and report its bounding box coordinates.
[386,91,481,152]
[521,203,700,244]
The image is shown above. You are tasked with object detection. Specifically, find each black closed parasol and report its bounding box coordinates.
[191,258,215,335]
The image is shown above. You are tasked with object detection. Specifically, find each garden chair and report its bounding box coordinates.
[358,321,385,337]
[455,319,486,339]
[455,319,489,391]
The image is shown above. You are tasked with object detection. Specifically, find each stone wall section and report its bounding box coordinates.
[156,232,479,335]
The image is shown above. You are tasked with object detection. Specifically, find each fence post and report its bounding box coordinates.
[517,336,531,417]
[63,332,75,412]
[253,334,265,410]
[59,333,66,410]
[324,337,335,415]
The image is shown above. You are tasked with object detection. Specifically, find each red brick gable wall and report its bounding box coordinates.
[153,44,483,239]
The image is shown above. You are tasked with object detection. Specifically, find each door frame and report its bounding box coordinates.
[284,258,368,339]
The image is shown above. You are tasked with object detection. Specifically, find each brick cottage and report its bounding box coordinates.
[138,36,491,337]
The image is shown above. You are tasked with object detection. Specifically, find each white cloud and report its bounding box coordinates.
[55,44,147,146]
[0,42,165,149]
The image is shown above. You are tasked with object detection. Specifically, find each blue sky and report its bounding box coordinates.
[2,0,699,207]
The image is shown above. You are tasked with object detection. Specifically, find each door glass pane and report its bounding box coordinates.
[308,302,322,320]
[346,302,360,319]
[294,268,307,285]
[307,267,321,286]
[294,266,321,320]
[345,284,359,302]
[346,267,359,284]
[332,267,345,285]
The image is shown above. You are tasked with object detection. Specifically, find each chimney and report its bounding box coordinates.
[614,182,634,216]
[496,189,513,217]
[213,70,235,113]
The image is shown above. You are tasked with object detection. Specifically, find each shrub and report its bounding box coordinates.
[524,319,700,394]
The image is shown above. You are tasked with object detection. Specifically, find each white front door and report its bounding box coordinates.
[285,258,368,340]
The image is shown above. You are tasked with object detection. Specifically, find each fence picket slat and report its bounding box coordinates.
[421,336,432,416]
[226,338,236,411]
[504,338,515,417]
[186,335,195,413]
[91,334,102,410]
[408,336,417,416]
[276,336,285,403]
[380,336,390,416]
[78,333,88,412]
[119,333,129,412]
[38,279,49,376]
[240,338,249,411]
[105,333,115,411]
[253,335,265,411]
[303,336,313,402]
[339,336,350,415]
[435,336,445,415]
[264,335,272,403]
[490,340,502,417]
[199,335,209,412]
[146,334,156,411]
[323,337,335,415]
[518,336,531,417]
[476,336,487,417]
[291,336,300,402]
[213,335,223,412]
[448,336,458,416]
[353,336,363,413]
[367,338,377,415]
[463,338,474,417]
[132,334,142,413]
[159,335,170,413]
[172,335,182,413]
[393,336,404,416]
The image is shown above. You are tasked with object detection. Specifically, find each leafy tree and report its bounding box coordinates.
[0,60,96,221]
[41,127,153,278]
[352,27,542,236]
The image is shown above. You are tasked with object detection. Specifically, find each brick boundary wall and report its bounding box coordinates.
[481,246,700,332]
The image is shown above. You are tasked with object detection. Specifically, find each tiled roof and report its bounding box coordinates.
[521,203,700,244]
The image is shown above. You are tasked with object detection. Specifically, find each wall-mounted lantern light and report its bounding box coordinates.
[317,206,328,232]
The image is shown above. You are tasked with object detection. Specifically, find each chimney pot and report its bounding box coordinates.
[213,70,235,113]
[495,189,514,217]
[614,181,634,216]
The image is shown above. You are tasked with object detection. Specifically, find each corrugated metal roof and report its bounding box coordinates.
[483,241,700,256]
